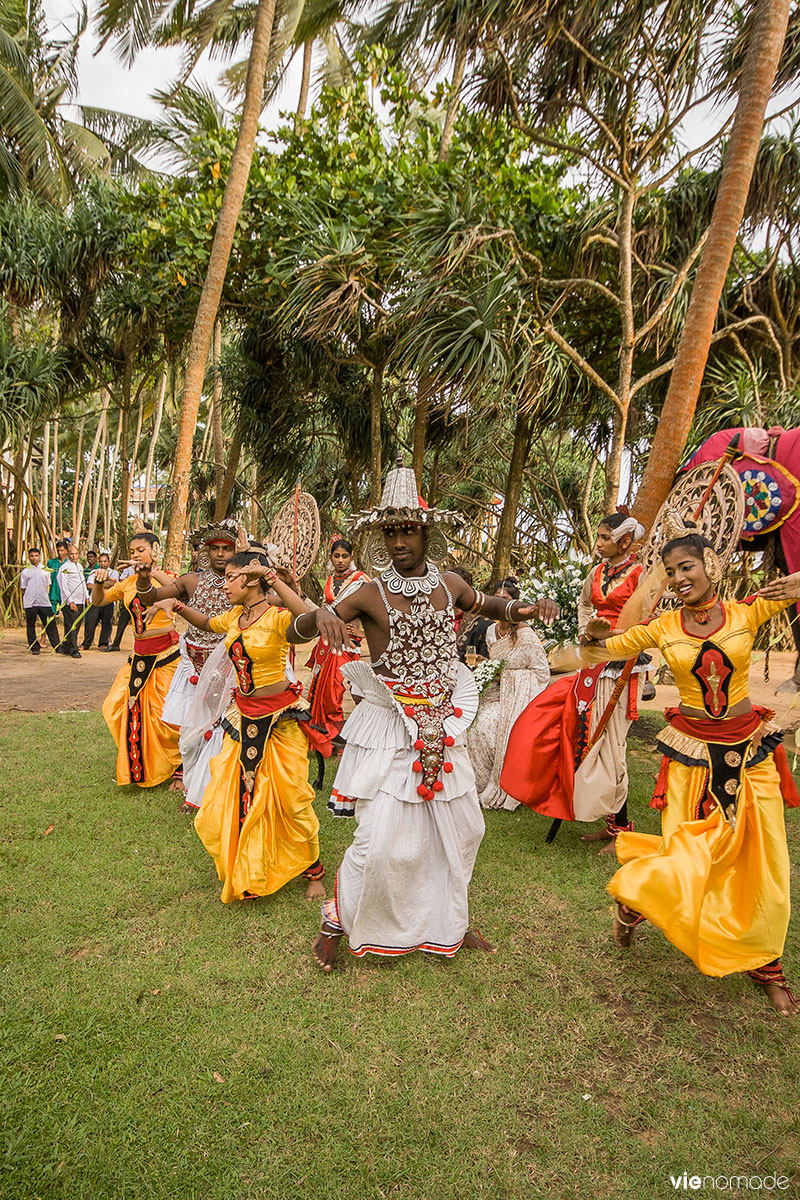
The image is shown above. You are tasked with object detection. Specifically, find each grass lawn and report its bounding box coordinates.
[2,709,800,1200]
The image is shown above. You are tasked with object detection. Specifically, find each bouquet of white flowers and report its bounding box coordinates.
[519,550,592,648]
[472,656,505,695]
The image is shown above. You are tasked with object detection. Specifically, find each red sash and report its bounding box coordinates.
[662,705,799,808]
[133,630,179,655]
[236,684,302,716]
[235,683,331,756]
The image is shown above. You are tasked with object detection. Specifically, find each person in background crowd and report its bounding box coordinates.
[20,548,59,654]
[47,541,68,616]
[83,553,119,650]
[56,542,89,659]
[83,549,98,580]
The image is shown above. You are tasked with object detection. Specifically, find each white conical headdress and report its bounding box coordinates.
[350,455,464,534]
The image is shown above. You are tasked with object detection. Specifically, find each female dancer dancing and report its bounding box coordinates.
[92,532,182,788]
[145,551,327,903]
[306,538,369,744]
[583,519,800,1016]
[501,512,646,844]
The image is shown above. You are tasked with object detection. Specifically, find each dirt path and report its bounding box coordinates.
[0,623,320,713]
[1,621,798,729]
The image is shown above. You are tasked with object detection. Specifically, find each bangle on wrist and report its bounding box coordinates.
[504,599,517,623]
[173,600,186,614]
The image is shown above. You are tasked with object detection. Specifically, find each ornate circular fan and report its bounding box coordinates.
[640,462,745,609]
[269,489,321,580]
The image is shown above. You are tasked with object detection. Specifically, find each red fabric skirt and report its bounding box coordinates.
[500,674,580,819]
[306,641,358,740]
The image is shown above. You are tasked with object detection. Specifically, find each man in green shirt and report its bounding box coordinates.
[47,541,68,612]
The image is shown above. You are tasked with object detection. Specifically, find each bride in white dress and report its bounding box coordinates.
[467,582,550,810]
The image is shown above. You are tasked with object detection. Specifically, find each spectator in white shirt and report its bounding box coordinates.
[56,543,89,658]
[20,549,60,654]
[83,552,120,650]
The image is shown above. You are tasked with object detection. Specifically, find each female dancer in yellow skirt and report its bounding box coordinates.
[92,532,182,787]
[145,550,328,903]
[583,520,800,1016]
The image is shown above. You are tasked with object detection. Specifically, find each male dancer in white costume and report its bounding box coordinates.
[282,460,557,969]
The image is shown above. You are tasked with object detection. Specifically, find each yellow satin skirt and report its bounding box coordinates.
[194,720,319,903]
[609,755,790,976]
[102,657,181,787]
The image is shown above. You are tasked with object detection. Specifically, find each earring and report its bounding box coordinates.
[702,546,722,583]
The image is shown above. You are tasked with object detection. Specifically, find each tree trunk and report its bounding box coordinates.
[126,389,145,521]
[105,407,123,551]
[605,186,636,511]
[143,369,167,527]
[249,459,258,532]
[369,360,383,505]
[211,322,226,499]
[411,369,432,491]
[214,424,243,521]
[88,412,107,550]
[41,421,50,522]
[438,40,467,162]
[491,405,531,579]
[12,443,25,558]
[295,40,313,131]
[633,0,791,528]
[75,390,111,545]
[51,417,59,535]
[70,416,85,539]
[116,401,131,558]
[164,0,278,571]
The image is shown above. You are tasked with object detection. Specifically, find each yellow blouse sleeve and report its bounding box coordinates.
[102,578,128,604]
[209,609,235,635]
[740,595,795,632]
[272,607,292,637]
[582,619,661,665]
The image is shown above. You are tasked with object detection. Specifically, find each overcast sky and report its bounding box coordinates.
[44,0,797,158]
[43,0,304,126]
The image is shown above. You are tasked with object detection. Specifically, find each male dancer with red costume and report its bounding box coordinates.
[501,512,647,849]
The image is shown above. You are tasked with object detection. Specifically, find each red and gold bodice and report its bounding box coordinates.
[209,605,292,695]
[590,596,794,718]
[104,575,176,638]
[590,558,643,631]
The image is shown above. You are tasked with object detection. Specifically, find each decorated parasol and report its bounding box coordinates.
[269,483,321,582]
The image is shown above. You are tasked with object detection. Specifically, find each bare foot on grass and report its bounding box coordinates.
[581,828,612,843]
[765,983,800,1017]
[305,878,326,900]
[462,929,496,953]
[313,924,342,972]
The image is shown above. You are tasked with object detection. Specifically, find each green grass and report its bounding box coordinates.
[2,711,800,1200]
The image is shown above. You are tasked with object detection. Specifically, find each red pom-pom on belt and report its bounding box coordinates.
[404,705,415,716]
[452,707,462,718]
[203,729,213,741]
[412,760,423,773]
[432,780,444,792]
[414,738,424,750]
[444,735,455,747]
[190,674,200,685]
[443,762,453,774]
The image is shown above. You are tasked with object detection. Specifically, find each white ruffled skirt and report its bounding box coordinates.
[326,662,485,956]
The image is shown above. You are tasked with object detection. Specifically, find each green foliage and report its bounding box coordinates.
[3,709,800,1199]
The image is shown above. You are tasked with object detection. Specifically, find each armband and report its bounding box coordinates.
[468,590,485,615]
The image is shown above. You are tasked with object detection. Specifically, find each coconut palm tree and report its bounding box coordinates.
[634,0,794,527]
